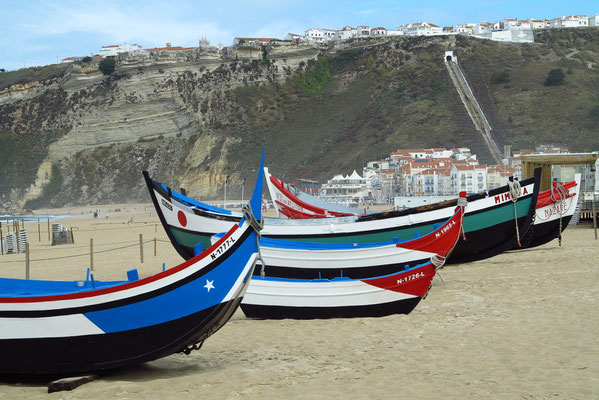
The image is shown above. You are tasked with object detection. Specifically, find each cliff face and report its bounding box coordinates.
[1,30,598,210]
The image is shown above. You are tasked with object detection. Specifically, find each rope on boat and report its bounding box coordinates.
[550,182,568,246]
[431,254,445,283]
[508,179,522,248]
[181,340,204,355]
[241,203,266,278]
[457,195,468,241]
[429,200,468,284]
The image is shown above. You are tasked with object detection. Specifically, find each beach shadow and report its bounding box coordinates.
[102,353,234,383]
[0,351,237,390]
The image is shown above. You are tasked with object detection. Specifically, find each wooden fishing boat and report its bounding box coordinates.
[264,167,370,218]
[241,260,438,319]
[143,168,541,265]
[514,174,580,249]
[0,155,266,376]
[267,167,582,250]
[211,204,465,280]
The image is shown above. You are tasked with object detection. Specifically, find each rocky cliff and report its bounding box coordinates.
[1,29,598,210]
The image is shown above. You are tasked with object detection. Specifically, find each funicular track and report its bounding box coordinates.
[445,56,504,165]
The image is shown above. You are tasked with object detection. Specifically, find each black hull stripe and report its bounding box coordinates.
[0,227,253,318]
[0,297,244,376]
[166,192,534,242]
[144,171,200,261]
[448,216,527,264]
[240,297,423,319]
[516,215,573,250]
[262,194,535,240]
[355,175,535,222]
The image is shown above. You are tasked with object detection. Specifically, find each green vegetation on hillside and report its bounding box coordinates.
[0,64,69,90]
[0,131,49,192]
[544,68,565,86]
[99,57,116,75]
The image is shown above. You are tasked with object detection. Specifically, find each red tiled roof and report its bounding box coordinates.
[102,45,119,48]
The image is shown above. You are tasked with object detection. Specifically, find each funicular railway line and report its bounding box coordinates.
[445,54,504,165]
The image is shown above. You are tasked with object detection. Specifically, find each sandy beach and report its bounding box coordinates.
[0,205,597,399]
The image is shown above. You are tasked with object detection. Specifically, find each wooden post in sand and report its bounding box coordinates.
[139,234,144,264]
[592,196,598,240]
[25,243,30,280]
[90,238,94,271]
[154,237,157,257]
[38,218,41,242]
[70,227,75,244]
[15,223,20,253]
[0,224,3,255]
[47,218,50,242]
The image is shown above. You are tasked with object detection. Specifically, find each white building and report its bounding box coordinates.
[588,14,599,27]
[487,165,518,190]
[387,26,405,36]
[551,15,589,28]
[453,24,473,35]
[99,43,143,57]
[338,26,358,40]
[504,18,520,30]
[357,26,371,36]
[371,27,387,36]
[284,33,303,41]
[451,165,487,193]
[473,23,492,34]
[403,22,443,36]
[319,170,372,206]
[529,19,549,29]
[305,28,325,42]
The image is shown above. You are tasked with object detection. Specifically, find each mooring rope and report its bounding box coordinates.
[241,203,266,278]
[457,195,468,241]
[430,201,467,283]
[508,179,522,247]
[550,182,568,246]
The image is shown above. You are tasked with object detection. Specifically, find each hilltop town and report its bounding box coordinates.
[55,13,598,65]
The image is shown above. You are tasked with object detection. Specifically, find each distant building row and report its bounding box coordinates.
[313,145,585,207]
[280,14,598,45]
[61,42,195,63]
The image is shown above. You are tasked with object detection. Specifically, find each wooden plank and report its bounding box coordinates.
[48,374,100,393]
[520,154,599,164]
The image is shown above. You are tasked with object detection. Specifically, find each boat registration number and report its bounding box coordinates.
[397,271,425,284]
[211,236,236,260]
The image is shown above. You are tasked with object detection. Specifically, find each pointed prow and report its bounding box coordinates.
[247,148,265,223]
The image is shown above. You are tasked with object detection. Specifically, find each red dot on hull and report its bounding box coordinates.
[177,211,187,227]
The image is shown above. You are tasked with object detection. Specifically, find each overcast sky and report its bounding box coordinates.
[0,0,596,71]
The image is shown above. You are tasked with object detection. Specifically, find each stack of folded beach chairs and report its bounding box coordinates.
[17,230,28,253]
[2,232,18,254]
[51,224,73,246]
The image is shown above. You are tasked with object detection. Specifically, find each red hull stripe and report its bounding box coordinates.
[536,181,577,209]
[362,263,436,297]
[276,201,327,219]
[0,224,240,303]
[396,206,463,257]
[271,177,352,217]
